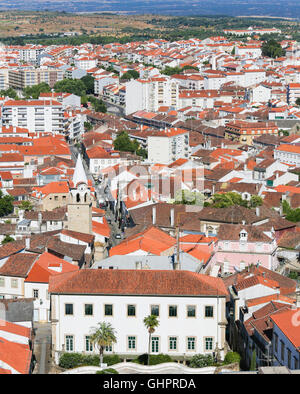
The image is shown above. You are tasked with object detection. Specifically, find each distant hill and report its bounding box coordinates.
[0,0,298,19]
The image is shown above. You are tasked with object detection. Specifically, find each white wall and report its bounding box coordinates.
[52,293,226,363]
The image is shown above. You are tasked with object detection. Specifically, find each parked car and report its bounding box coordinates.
[107,218,112,224]
[114,233,122,239]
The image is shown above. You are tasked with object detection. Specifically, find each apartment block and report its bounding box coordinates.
[125,77,179,115]
[148,128,190,164]
[2,99,64,135]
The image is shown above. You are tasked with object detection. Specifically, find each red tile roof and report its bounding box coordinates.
[25,252,79,283]
[270,308,300,349]
[49,269,228,297]
[0,336,32,374]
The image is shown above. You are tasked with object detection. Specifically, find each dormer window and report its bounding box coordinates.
[239,230,248,241]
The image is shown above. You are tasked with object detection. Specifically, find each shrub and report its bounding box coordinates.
[59,353,85,369]
[133,353,173,365]
[96,368,119,374]
[189,354,214,368]
[58,353,121,369]
[103,355,121,366]
[224,352,241,365]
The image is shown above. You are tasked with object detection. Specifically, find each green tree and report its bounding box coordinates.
[81,74,95,95]
[174,190,204,206]
[143,315,160,366]
[261,39,285,58]
[89,322,117,367]
[211,192,244,208]
[84,121,93,131]
[296,98,300,107]
[0,191,14,217]
[282,200,300,222]
[113,131,138,153]
[24,82,50,99]
[288,271,298,280]
[161,66,182,76]
[0,88,18,100]
[136,147,148,159]
[224,351,241,365]
[54,78,86,97]
[250,349,257,371]
[121,69,140,80]
[19,200,33,211]
[2,234,14,245]
[249,195,263,208]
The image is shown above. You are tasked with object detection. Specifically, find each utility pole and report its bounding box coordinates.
[174,210,186,270]
[175,225,180,270]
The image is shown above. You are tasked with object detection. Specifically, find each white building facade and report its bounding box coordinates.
[49,270,228,364]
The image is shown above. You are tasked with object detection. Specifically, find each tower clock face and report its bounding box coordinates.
[79,183,87,191]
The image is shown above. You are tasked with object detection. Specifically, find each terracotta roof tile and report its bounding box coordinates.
[49,269,228,297]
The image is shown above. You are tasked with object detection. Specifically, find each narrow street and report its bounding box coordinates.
[33,323,52,375]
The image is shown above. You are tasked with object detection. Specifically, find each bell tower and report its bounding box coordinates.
[67,154,92,234]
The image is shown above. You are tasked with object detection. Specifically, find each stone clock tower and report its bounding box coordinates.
[67,154,92,234]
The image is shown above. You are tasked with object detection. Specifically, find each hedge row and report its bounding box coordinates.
[58,353,121,369]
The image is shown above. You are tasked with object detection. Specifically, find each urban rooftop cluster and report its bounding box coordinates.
[0,27,299,375]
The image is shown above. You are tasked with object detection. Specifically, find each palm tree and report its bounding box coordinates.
[143,315,159,365]
[90,322,117,366]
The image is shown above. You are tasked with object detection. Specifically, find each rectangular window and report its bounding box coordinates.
[274,333,278,353]
[151,336,159,353]
[287,349,291,369]
[128,336,136,350]
[205,306,214,318]
[294,357,299,370]
[105,345,113,352]
[151,305,159,317]
[85,336,93,352]
[11,279,18,288]
[169,337,177,351]
[281,341,285,361]
[169,305,177,317]
[0,278,4,287]
[65,335,74,352]
[187,305,196,317]
[33,289,39,299]
[187,337,196,351]
[104,304,113,316]
[65,304,73,315]
[205,337,214,351]
[127,305,136,316]
[85,304,93,316]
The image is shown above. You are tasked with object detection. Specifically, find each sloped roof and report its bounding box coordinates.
[49,269,228,297]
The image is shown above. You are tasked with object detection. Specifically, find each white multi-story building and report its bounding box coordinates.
[2,99,64,134]
[274,144,300,166]
[148,128,190,165]
[19,45,45,64]
[49,269,228,364]
[94,74,117,96]
[0,67,9,90]
[287,83,300,105]
[74,56,97,70]
[125,77,179,115]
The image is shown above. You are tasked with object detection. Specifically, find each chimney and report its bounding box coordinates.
[25,237,30,250]
[152,205,156,225]
[170,208,175,227]
[256,207,260,217]
[38,211,42,224]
